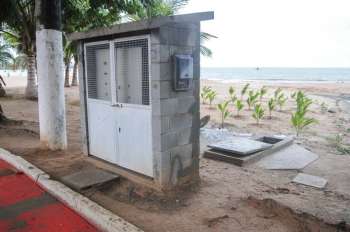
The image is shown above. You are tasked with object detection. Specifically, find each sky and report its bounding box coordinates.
[179,0,350,68]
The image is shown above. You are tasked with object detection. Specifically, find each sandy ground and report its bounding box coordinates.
[0,75,350,232]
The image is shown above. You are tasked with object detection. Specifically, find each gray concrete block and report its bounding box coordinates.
[62,169,119,190]
[159,26,197,46]
[177,127,193,146]
[177,96,195,114]
[151,44,170,63]
[161,131,179,151]
[151,63,160,81]
[151,80,161,100]
[161,98,179,115]
[257,144,319,170]
[292,173,327,189]
[168,144,193,169]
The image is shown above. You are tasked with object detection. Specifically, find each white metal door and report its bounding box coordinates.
[113,36,153,177]
[116,106,153,177]
[85,42,118,164]
[84,37,153,178]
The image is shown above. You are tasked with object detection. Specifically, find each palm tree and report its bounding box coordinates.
[0,43,13,68]
[200,32,217,57]
[0,0,37,99]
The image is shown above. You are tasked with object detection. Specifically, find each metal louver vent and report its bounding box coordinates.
[85,43,110,99]
[114,38,150,105]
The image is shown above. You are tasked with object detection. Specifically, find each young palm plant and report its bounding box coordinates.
[246,90,259,110]
[276,93,288,111]
[201,86,212,104]
[252,104,265,125]
[207,90,217,107]
[291,91,317,136]
[240,83,250,100]
[217,101,230,128]
[267,98,276,119]
[259,86,268,103]
[274,88,282,99]
[235,99,244,117]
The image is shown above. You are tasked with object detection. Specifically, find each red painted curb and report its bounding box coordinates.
[0,159,100,232]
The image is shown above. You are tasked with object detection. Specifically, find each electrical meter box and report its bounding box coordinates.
[173,54,193,91]
[68,12,213,191]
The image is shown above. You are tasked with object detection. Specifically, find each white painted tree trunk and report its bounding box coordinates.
[71,59,78,86]
[64,61,70,87]
[25,55,38,99]
[36,29,67,150]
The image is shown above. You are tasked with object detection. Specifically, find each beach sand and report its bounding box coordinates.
[0,74,349,231]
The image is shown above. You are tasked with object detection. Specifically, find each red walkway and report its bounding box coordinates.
[0,159,99,232]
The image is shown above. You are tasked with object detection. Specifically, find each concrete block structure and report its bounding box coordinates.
[68,12,214,191]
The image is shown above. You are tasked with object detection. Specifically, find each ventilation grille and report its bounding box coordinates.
[114,39,149,105]
[85,43,109,99]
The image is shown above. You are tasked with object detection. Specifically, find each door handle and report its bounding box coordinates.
[118,127,121,133]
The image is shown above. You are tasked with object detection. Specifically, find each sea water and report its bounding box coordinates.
[201,67,350,82]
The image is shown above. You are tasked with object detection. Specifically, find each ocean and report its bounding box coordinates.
[201,67,350,82]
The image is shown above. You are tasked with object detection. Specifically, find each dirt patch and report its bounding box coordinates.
[246,196,349,232]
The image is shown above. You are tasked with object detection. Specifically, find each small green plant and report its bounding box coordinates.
[276,93,288,111]
[201,86,212,104]
[274,88,282,99]
[328,134,350,155]
[240,83,250,100]
[291,91,297,99]
[235,99,244,117]
[246,90,259,110]
[267,98,276,119]
[259,86,268,102]
[217,101,230,128]
[291,91,317,136]
[207,90,217,107]
[252,104,265,125]
[229,86,235,97]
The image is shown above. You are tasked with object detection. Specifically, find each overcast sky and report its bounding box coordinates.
[180,0,350,68]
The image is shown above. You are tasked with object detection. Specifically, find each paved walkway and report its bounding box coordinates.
[0,159,99,232]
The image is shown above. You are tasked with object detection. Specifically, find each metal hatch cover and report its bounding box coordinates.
[208,137,273,156]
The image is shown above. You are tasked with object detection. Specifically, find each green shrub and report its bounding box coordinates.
[217,101,230,128]
[247,90,259,110]
[252,104,265,125]
[267,98,276,119]
[276,93,288,111]
[201,86,212,104]
[240,83,250,100]
[291,91,317,136]
[207,90,217,107]
[259,86,268,102]
[235,99,244,117]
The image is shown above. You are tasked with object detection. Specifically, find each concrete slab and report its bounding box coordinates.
[62,169,119,190]
[292,173,327,189]
[208,137,272,156]
[257,144,318,170]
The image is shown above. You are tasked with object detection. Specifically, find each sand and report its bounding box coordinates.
[0,74,350,232]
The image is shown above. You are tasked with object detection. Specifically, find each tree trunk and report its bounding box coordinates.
[71,58,78,86]
[36,0,67,150]
[25,55,38,99]
[64,61,70,87]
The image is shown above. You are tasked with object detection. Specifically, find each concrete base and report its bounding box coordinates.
[204,137,294,167]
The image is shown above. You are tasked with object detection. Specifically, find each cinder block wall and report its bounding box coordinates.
[150,22,201,190]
